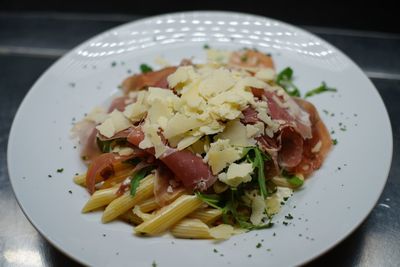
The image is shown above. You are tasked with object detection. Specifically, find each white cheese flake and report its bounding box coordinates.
[96,110,131,138]
[206,139,243,174]
[218,162,253,187]
[255,68,275,81]
[217,119,250,147]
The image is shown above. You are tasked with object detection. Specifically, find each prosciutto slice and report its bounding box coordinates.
[127,126,216,191]
[287,98,332,175]
[252,88,312,139]
[122,66,177,93]
[154,165,186,207]
[85,150,147,194]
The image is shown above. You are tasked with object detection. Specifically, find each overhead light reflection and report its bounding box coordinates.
[4,249,43,266]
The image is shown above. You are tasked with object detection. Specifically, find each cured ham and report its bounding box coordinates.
[287,98,332,175]
[122,66,177,93]
[154,164,186,206]
[126,126,216,191]
[229,50,275,69]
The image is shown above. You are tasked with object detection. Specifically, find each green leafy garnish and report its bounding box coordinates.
[203,44,210,49]
[332,139,338,145]
[304,82,337,98]
[195,192,222,209]
[276,67,301,97]
[242,147,270,198]
[139,63,153,73]
[96,138,113,153]
[130,168,153,196]
[287,175,304,187]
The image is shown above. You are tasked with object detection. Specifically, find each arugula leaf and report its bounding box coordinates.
[195,192,223,209]
[139,63,153,73]
[242,147,270,198]
[304,82,337,98]
[130,168,152,196]
[96,138,113,153]
[276,67,301,97]
[287,176,304,187]
[281,170,304,188]
[238,219,274,230]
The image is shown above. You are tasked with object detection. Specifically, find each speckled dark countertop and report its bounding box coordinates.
[0,12,399,267]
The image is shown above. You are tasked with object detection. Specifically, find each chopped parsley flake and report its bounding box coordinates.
[152,261,157,267]
[213,248,218,253]
[56,168,64,173]
[140,63,153,73]
[256,243,262,248]
[203,44,210,49]
[332,139,338,145]
[111,61,116,67]
[304,82,337,98]
[285,214,294,220]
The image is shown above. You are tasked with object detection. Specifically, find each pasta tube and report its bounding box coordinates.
[102,174,154,223]
[82,185,120,213]
[138,197,160,213]
[120,210,143,225]
[73,173,86,186]
[134,195,203,235]
[188,208,223,224]
[170,219,212,239]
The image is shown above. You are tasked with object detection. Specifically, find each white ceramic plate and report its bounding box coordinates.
[8,11,392,267]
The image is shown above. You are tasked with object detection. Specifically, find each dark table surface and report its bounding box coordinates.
[0,12,399,267]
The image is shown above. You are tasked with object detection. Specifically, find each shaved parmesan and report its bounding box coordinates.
[218,162,253,187]
[199,68,235,98]
[250,195,266,225]
[85,107,107,124]
[209,224,235,239]
[163,113,205,139]
[206,139,242,174]
[255,68,275,81]
[217,119,250,147]
[96,110,131,138]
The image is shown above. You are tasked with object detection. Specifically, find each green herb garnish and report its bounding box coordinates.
[242,147,270,198]
[195,192,222,209]
[96,138,113,153]
[130,168,153,196]
[203,44,210,49]
[304,82,337,98]
[57,168,64,173]
[332,139,338,145]
[287,176,304,187]
[256,243,262,248]
[276,67,301,97]
[140,63,153,73]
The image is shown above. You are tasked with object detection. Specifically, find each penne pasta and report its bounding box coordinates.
[82,185,120,213]
[134,195,203,235]
[188,208,223,224]
[272,174,304,189]
[120,210,143,225]
[138,197,160,213]
[102,174,154,223]
[73,173,86,186]
[170,219,212,239]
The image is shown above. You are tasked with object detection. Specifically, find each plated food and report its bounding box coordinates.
[72,48,332,239]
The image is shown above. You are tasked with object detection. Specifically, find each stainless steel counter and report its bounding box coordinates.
[0,13,399,267]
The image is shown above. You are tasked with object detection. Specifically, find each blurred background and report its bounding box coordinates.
[1,0,398,33]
